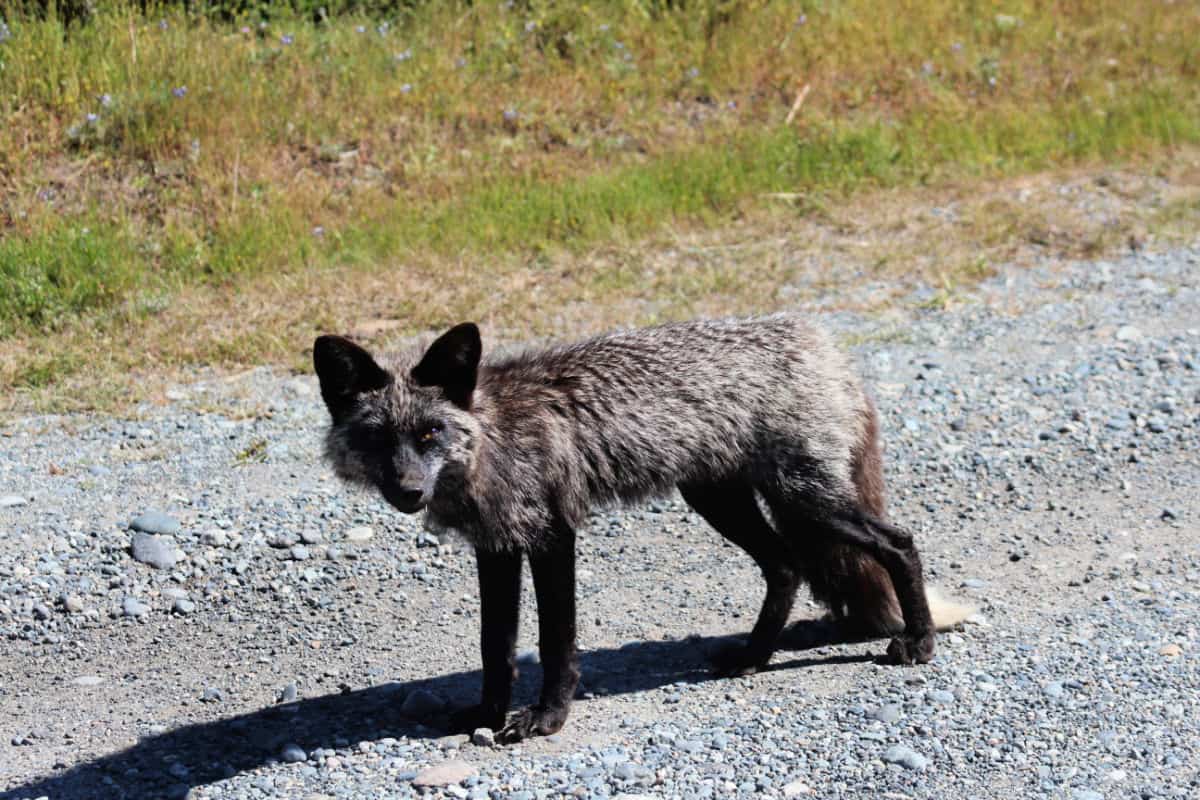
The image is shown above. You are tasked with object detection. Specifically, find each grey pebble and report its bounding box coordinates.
[172,597,195,615]
[130,532,179,570]
[883,744,928,771]
[129,510,181,535]
[870,705,902,724]
[280,743,307,763]
[121,597,149,618]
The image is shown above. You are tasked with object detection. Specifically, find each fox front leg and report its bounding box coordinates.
[450,547,523,734]
[498,525,580,743]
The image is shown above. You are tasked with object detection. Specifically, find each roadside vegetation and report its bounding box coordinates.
[2,0,1199,410]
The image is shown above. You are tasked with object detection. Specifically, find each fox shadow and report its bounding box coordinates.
[1,620,875,800]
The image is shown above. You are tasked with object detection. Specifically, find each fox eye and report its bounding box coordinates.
[417,425,441,444]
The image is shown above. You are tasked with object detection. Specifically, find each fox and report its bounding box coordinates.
[312,314,971,743]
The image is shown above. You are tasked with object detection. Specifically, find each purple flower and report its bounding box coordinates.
[796,14,807,26]
[503,108,519,123]
[455,57,467,69]
[685,67,700,80]
[241,26,250,34]
[172,86,187,98]
[394,48,412,62]
[281,34,294,46]
[922,61,934,76]
[85,112,99,124]
[377,22,389,36]
[400,83,412,94]
[356,25,366,34]
[524,21,537,33]
[952,42,963,52]
[312,226,325,237]
[99,93,113,107]
[159,19,168,30]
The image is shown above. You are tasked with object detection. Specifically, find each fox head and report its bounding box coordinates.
[312,323,483,513]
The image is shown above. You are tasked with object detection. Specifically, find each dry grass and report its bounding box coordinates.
[2,1,1200,409]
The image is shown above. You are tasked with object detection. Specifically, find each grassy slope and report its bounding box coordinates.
[1,0,1199,406]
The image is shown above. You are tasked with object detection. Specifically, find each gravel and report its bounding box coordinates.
[1,243,1198,800]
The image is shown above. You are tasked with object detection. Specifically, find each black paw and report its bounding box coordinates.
[710,642,769,678]
[496,704,569,744]
[447,704,506,734]
[885,631,935,665]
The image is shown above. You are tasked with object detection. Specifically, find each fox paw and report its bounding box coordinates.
[710,643,769,678]
[497,704,569,744]
[885,631,935,665]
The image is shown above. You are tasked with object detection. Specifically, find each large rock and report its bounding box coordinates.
[411,760,477,787]
[400,689,446,718]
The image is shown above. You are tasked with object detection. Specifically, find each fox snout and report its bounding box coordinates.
[384,484,428,513]
[383,461,431,513]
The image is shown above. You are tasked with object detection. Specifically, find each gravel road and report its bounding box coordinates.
[1,243,1198,800]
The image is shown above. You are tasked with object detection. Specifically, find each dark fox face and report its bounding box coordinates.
[313,324,482,514]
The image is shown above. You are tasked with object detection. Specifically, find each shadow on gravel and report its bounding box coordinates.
[1,621,877,800]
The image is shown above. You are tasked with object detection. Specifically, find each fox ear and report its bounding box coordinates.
[411,322,481,409]
[313,335,392,421]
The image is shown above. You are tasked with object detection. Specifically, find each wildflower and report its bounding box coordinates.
[312,226,325,237]
[922,61,934,76]
[85,112,99,124]
[795,14,807,26]
[172,86,188,98]
[241,26,250,34]
[401,83,412,93]
[377,22,389,36]
[727,100,737,110]
[0,21,11,44]
[455,57,467,69]
[159,19,168,30]
[99,93,113,107]
[598,23,609,33]
[281,34,294,46]
[394,48,412,62]
[503,108,519,123]
[952,42,963,52]
[356,25,366,34]
[685,67,700,81]
[613,41,625,50]
[524,21,537,33]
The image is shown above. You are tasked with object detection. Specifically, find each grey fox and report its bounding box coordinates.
[313,314,970,742]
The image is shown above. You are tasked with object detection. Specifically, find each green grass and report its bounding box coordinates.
[2,0,1199,398]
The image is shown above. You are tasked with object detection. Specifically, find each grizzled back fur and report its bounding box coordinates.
[315,314,877,554]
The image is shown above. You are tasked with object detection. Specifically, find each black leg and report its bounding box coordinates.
[498,524,580,743]
[450,546,522,733]
[679,480,799,677]
[824,509,935,664]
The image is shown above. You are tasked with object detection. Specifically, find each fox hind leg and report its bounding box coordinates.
[679,480,799,677]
